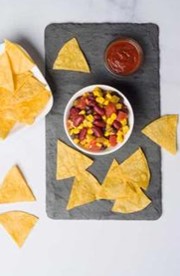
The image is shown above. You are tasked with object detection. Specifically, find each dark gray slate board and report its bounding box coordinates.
[45,23,161,220]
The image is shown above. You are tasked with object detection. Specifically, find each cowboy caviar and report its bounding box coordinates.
[67,87,130,152]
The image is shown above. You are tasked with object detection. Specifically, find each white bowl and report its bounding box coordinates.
[64,84,134,156]
[0,42,53,140]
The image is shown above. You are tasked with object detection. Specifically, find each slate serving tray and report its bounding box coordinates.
[45,23,161,220]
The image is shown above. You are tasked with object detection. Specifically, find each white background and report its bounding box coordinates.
[0,0,180,275]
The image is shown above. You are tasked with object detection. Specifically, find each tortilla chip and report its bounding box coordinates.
[98,148,151,202]
[142,115,178,155]
[53,38,90,73]
[66,171,101,210]
[5,39,34,74]
[120,148,150,190]
[0,52,14,92]
[56,140,93,180]
[14,71,32,91]
[97,160,127,200]
[0,89,16,138]
[0,211,38,247]
[0,166,36,203]
[112,184,151,213]
[14,76,51,124]
[0,116,16,139]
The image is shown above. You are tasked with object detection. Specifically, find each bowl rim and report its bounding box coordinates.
[63,84,134,156]
[104,37,143,76]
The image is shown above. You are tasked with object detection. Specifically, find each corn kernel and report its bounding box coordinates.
[80,139,87,145]
[73,138,80,144]
[86,134,94,142]
[110,95,119,103]
[87,128,93,135]
[69,128,80,135]
[120,119,128,126]
[83,120,93,128]
[102,115,107,121]
[77,123,84,130]
[106,125,113,132]
[96,97,105,104]
[122,125,129,134]
[104,131,110,137]
[86,114,94,122]
[93,87,103,97]
[107,118,111,125]
[104,140,111,147]
[79,110,85,115]
[107,113,117,125]
[103,100,109,106]
[117,131,124,143]
[69,129,74,135]
[111,113,117,120]
[106,92,112,100]
[73,128,80,134]
[97,137,110,147]
[116,103,123,109]
[96,142,102,147]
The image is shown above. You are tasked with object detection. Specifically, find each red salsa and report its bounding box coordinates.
[105,38,143,76]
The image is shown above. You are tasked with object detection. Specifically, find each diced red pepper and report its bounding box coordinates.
[76,96,87,109]
[105,103,117,117]
[88,139,102,152]
[117,111,128,121]
[109,135,117,146]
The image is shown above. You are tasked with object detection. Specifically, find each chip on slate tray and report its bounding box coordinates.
[0,211,38,247]
[66,170,101,210]
[98,148,150,200]
[120,148,150,190]
[142,114,179,155]
[112,184,151,214]
[53,38,90,73]
[97,159,126,200]
[56,140,93,180]
[0,165,36,204]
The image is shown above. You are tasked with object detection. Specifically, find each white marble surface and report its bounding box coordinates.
[0,0,180,275]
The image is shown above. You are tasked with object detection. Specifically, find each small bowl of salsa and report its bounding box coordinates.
[64,84,134,156]
[104,37,143,76]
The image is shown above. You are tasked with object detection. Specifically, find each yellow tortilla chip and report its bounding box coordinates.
[0,211,38,247]
[98,149,150,202]
[14,71,32,91]
[5,39,34,74]
[0,117,15,139]
[0,89,16,138]
[66,171,101,210]
[14,76,51,124]
[0,166,36,203]
[120,148,150,190]
[112,184,151,213]
[0,88,16,123]
[56,140,93,180]
[53,38,90,73]
[97,160,127,200]
[142,115,178,155]
[0,52,14,92]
